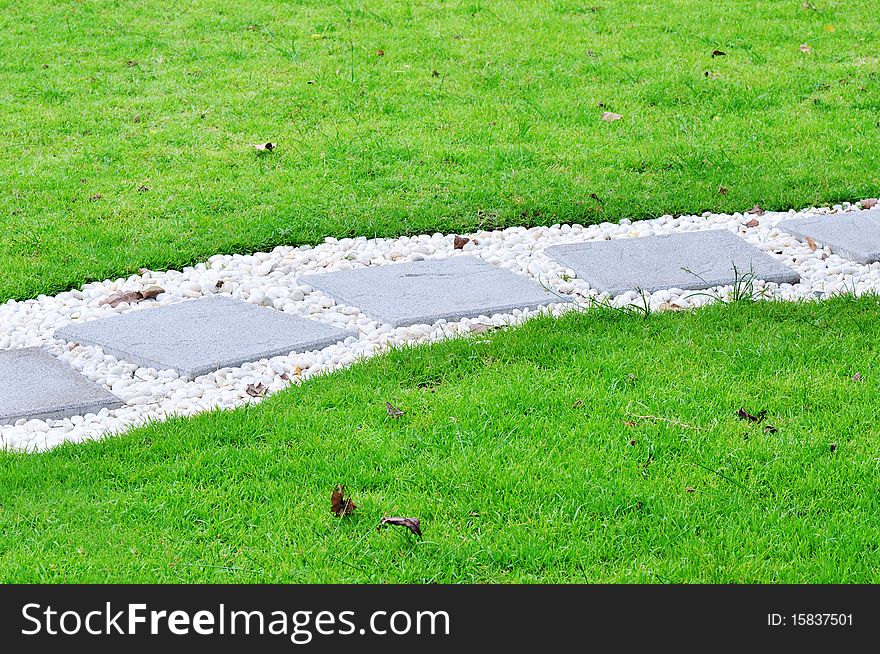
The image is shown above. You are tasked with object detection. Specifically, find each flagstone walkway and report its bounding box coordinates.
[1,203,878,451]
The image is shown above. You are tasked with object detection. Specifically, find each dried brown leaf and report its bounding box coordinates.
[385,402,405,418]
[378,517,422,537]
[376,49,385,56]
[763,424,778,435]
[453,235,470,249]
[743,218,760,228]
[806,236,818,252]
[685,486,696,493]
[861,198,878,209]
[737,407,766,423]
[252,142,276,152]
[246,382,267,397]
[746,204,765,216]
[800,43,813,54]
[601,111,622,122]
[852,372,863,382]
[718,185,729,195]
[331,484,356,517]
[711,50,726,57]
[101,286,165,308]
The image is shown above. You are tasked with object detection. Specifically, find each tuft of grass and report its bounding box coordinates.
[1,0,879,301]
[2,296,880,583]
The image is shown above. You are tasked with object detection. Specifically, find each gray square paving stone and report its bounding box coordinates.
[778,209,880,264]
[0,347,123,424]
[303,256,568,328]
[55,296,356,380]
[544,229,799,296]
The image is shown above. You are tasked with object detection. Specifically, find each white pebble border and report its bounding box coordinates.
[1,202,876,452]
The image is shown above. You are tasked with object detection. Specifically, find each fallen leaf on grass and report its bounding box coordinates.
[746,204,765,216]
[453,235,471,249]
[251,142,276,152]
[737,407,767,423]
[386,402,405,418]
[101,286,164,308]
[685,487,696,493]
[628,438,637,446]
[376,49,385,56]
[711,50,726,57]
[246,383,267,397]
[718,185,729,195]
[378,517,422,537]
[763,424,778,434]
[852,372,863,382]
[90,193,102,202]
[861,198,878,209]
[601,111,622,122]
[806,236,818,252]
[800,43,813,54]
[331,485,356,517]
[572,399,584,408]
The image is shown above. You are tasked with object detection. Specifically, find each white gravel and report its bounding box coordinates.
[1,202,876,452]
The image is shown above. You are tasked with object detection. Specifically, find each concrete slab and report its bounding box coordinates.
[544,229,799,296]
[0,348,122,424]
[778,209,880,264]
[303,256,566,327]
[55,296,355,380]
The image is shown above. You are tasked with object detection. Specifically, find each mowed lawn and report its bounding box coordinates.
[2,297,880,583]
[1,0,879,301]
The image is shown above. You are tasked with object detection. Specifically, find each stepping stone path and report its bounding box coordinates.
[779,208,880,264]
[7,205,879,449]
[304,256,567,328]
[55,296,354,381]
[545,230,799,296]
[0,348,122,424]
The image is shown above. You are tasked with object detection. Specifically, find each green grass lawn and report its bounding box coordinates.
[3,296,880,583]
[1,0,879,301]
